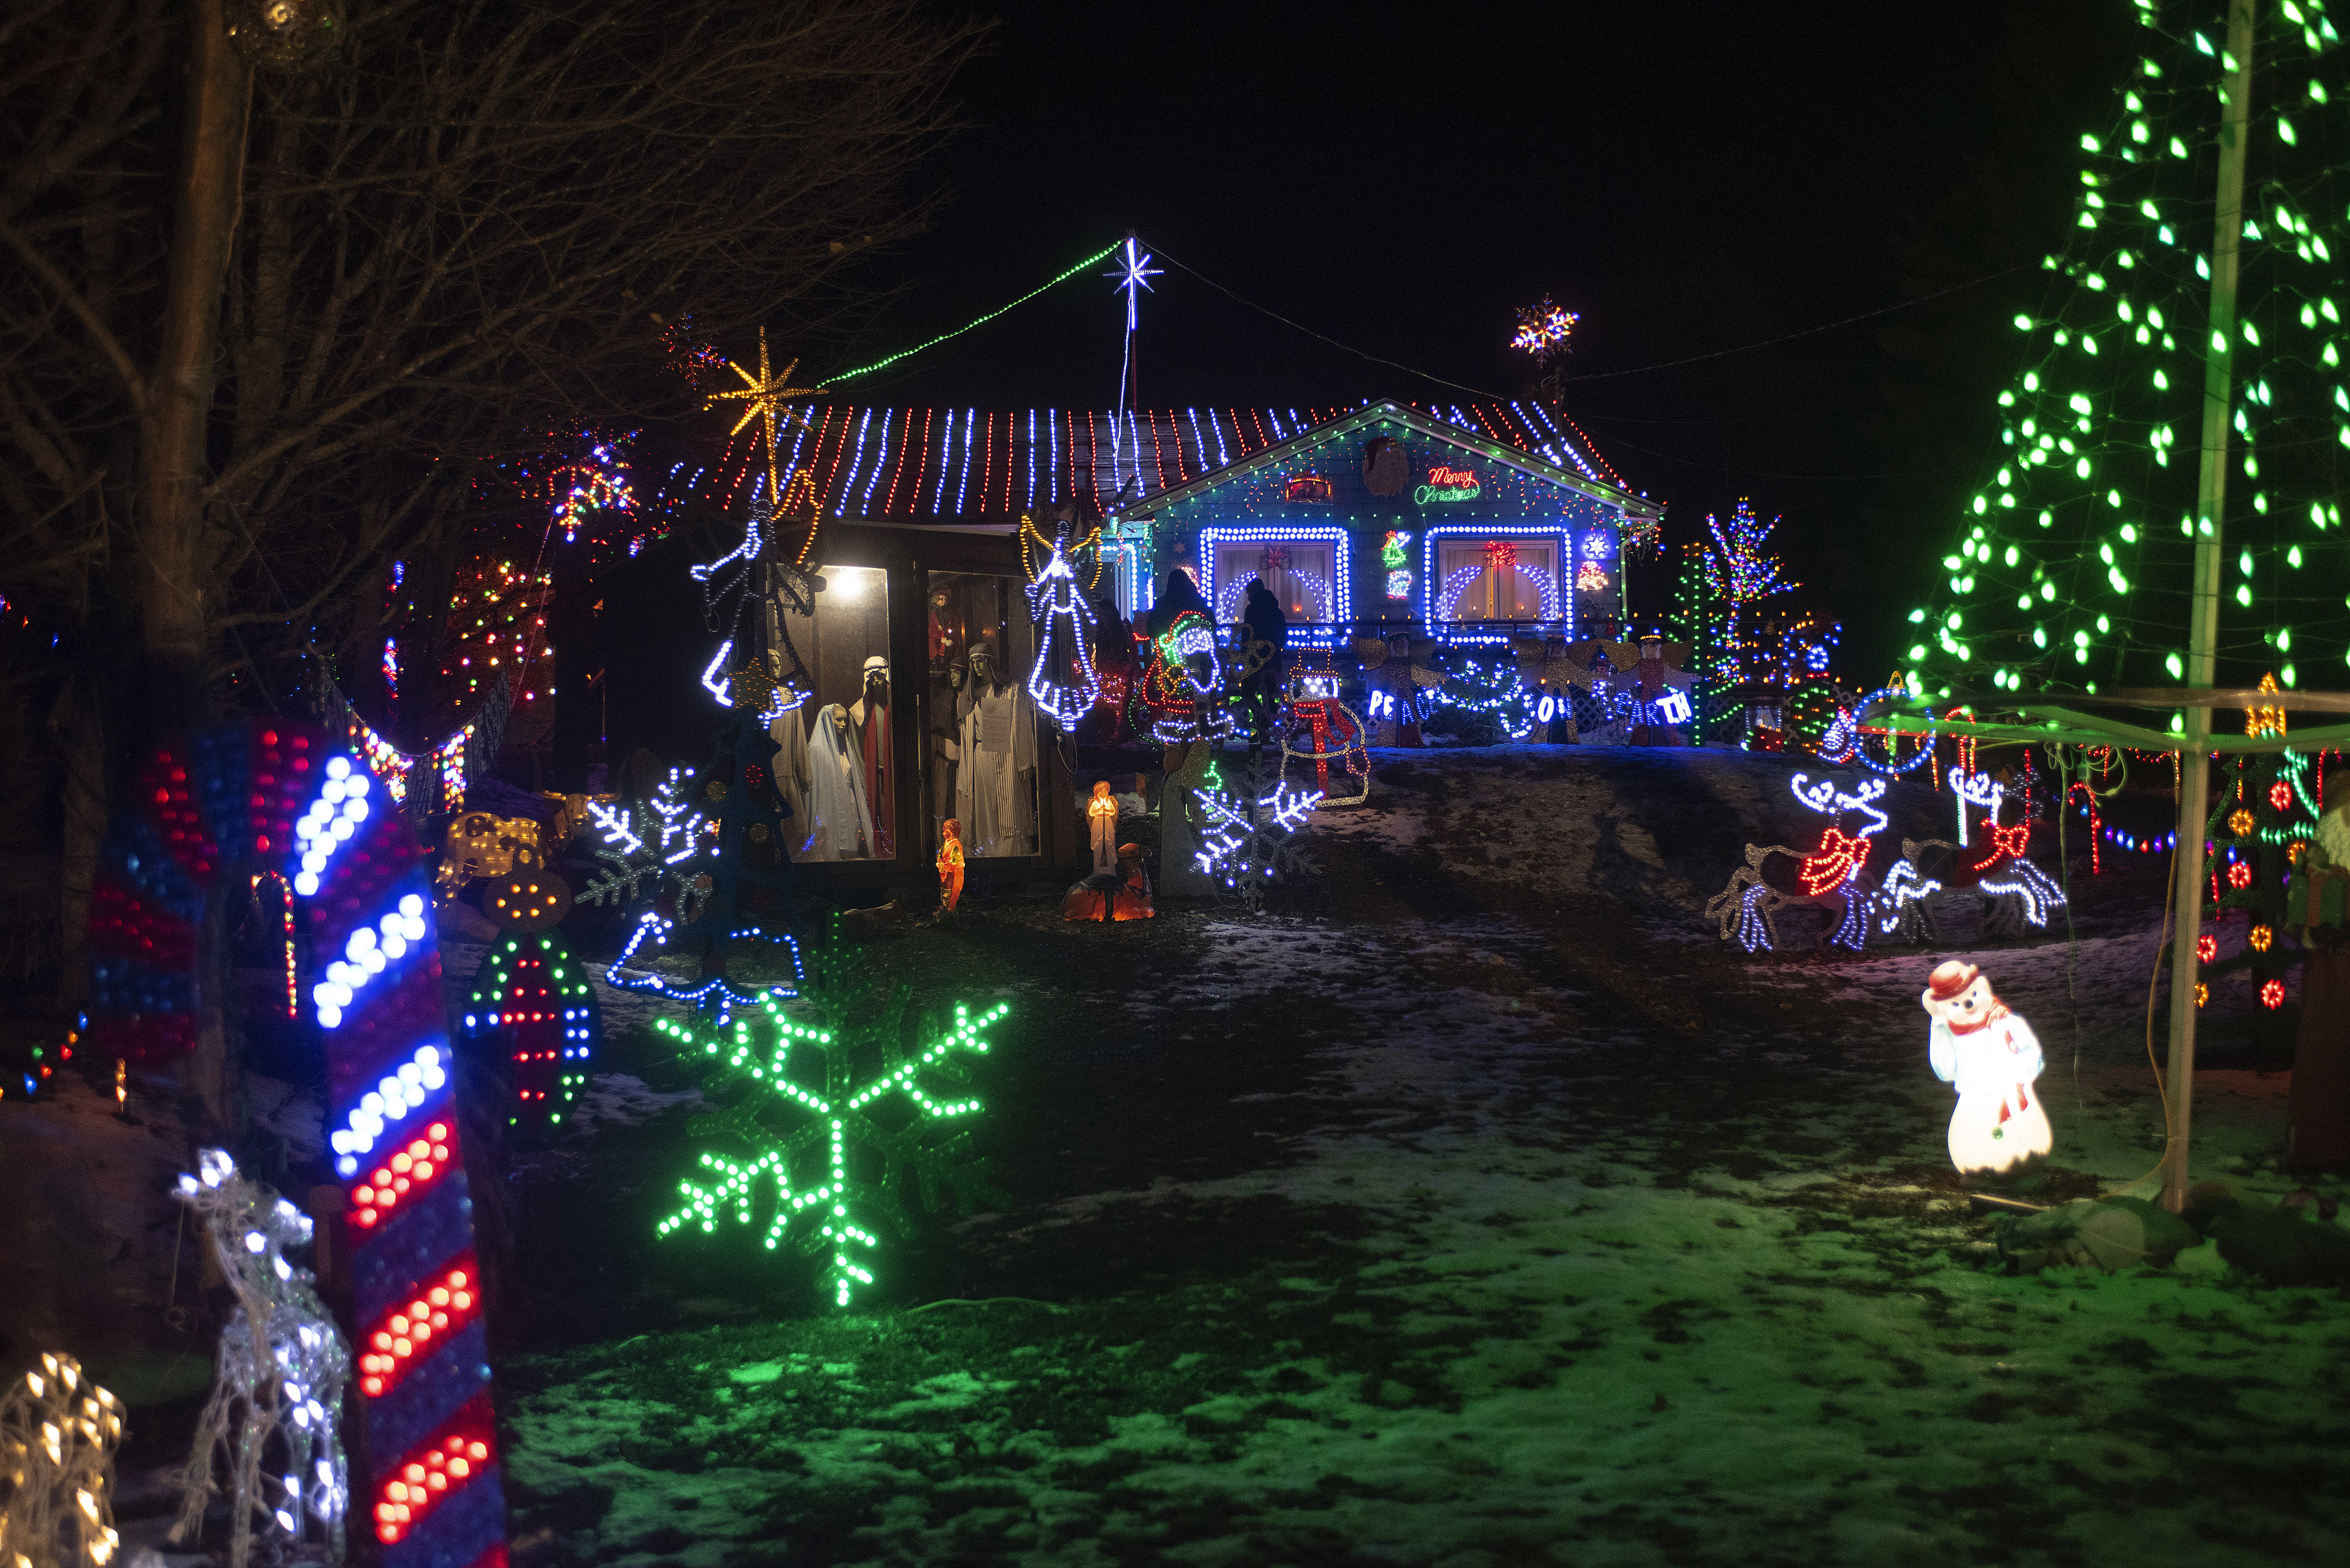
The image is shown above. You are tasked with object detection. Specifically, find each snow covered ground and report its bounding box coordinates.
[484,746,2347,1568]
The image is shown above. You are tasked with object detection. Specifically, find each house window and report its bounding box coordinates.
[1210,540,1338,622]
[1434,540,1558,622]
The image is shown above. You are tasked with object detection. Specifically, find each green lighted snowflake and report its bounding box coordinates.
[653,985,1007,1307]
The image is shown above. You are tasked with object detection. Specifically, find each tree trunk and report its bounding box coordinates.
[140,0,250,726]
[2288,944,2350,1171]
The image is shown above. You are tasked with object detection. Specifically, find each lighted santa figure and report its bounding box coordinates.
[1920,960,2053,1175]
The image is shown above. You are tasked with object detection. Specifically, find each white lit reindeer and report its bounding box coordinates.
[1876,768,2066,943]
[171,1150,351,1568]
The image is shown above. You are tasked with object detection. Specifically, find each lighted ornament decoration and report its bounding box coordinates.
[1190,751,1321,913]
[1381,530,1415,601]
[1903,5,2350,715]
[1922,961,2053,1176]
[935,818,966,913]
[2200,741,2318,1028]
[170,1149,351,1568]
[0,1353,126,1568]
[655,917,1007,1306]
[1104,236,1161,332]
[542,433,636,545]
[1415,465,1483,505]
[440,552,553,718]
[462,914,600,1132]
[1020,511,1108,728]
[1658,541,1723,743]
[1022,525,1103,728]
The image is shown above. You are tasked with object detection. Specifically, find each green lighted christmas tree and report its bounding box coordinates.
[1904,0,2350,705]
[1667,539,1729,742]
[653,917,1007,1307]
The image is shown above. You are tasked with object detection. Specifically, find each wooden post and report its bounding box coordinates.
[2162,0,2256,1212]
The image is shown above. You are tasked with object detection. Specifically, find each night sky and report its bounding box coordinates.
[807,0,2144,678]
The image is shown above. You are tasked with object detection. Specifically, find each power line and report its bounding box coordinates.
[1558,265,2036,382]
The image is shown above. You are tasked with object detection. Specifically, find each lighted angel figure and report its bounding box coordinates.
[1921,960,2052,1176]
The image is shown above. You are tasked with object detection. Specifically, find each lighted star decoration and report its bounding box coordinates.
[1105,236,1162,332]
[1510,295,1579,357]
[707,326,819,500]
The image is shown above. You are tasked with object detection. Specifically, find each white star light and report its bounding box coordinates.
[1106,236,1161,331]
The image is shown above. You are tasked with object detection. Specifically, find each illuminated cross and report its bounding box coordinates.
[706,326,819,501]
[1105,236,1161,332]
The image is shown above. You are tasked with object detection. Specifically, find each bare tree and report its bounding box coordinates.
[0,0,983,1034]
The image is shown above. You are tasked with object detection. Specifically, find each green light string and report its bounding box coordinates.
[821,242,1123,386]
[1906,1,2350,710]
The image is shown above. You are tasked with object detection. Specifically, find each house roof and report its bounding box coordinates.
[661,399,1654,523]
[1124,399,1658,521]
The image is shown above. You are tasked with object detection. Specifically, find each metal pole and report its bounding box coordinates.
[2162,0,2256,1212]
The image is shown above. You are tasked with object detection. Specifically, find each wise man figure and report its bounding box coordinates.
[849,654,893,858]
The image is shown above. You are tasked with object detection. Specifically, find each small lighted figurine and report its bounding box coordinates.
[936,818,965,914]
[1922,960,2052,1176]
[1113,842,1155,921]
[1087,780,1120,880]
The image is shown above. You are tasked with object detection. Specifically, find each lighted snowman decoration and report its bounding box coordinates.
[1920,960,2052,1175]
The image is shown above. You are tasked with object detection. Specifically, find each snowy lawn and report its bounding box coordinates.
[467,747,2349,1566]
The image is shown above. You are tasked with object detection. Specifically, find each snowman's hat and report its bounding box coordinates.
[1925,961,1981,1002]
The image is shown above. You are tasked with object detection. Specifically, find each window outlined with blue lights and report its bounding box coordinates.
[1420,524,1577,633]
[1197,525,1353,627]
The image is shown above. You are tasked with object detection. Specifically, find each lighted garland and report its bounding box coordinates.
[655,921,1007,1307]
[1905,1,2350,707]
[82,719,506,1568]
[1423,647,1539,740]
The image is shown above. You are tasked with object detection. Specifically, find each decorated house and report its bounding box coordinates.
[1104,401,1660,641]
[596,399,1658,894]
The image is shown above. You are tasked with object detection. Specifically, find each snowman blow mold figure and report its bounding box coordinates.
[1922,960,2053,1176]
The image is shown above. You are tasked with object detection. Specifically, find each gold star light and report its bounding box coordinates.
[706,326,819,497]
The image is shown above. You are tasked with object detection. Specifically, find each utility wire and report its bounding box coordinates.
[1143,240,1512,400]
[1557,264,2038,382]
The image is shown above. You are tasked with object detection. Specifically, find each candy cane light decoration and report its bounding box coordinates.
[84,719,507,1568]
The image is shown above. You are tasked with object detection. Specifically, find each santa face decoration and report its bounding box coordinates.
[1921,961,2053,1176]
